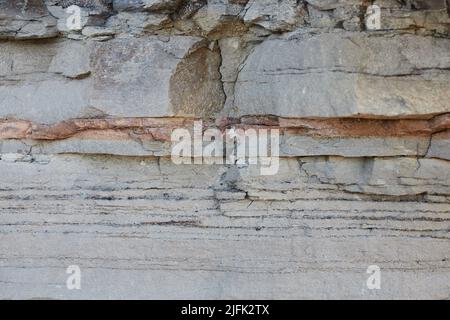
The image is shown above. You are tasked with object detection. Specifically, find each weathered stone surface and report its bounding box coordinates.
[299,157,450,196]
[112,0,181,12]
[243,0,306,32]
[0,0,58,39]
[48,40,92,78]
[1,116,449,161]
[305,0,362,11]
[191,0,247,35]
[0,37,225,123]
[1,0,450,300]
[428,131,450,160]
[106,11,172,34]
[374,1,449,34]
[0,79,92,124]
[90,36,225,118]
[48,0,111,10]
[233,32,450,117]
[0,155,449,299]
[0,131,436,158]
[280,135,430,157]
[235,156,450,199]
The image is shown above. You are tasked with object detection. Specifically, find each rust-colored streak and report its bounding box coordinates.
[0,114,449,142]
[278,118,433,137]
[0,120,32,139]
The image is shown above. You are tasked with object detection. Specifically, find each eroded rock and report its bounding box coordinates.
[90,36,225,118]
[0,0,58,39]
[233,32,450,117]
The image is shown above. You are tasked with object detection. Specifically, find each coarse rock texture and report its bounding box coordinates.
[233,32,450,117]
[1,155,450,299]
[0,0,449,299]
[0,0,58,40]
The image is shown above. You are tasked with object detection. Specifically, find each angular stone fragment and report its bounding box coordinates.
[373,1,449,34]
[305,0,362,10]
[307,4,338,28]
[48,40,92,78]
[106,11,172,34]
[244,0,305,32]
[112,0,182,12]
[191,0,247,35]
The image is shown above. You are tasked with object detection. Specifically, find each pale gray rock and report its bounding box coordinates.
[300,157,450,196]
[0,40,58,76]
[0,37,225,123]
[307,4,337,28]
[81,25,115,38]
[218,37,254,111]
[192,0,247,34]
[106,11,172,34]
[1,132,441,160]
[90,36,225,118]
[280,135,431,158]
[233,32,450,117]
[46,0,112,15]
[0,154,449,299]
[305,0,362,10]
[34,137,170,156]
[373,1,449,34]
[1,0,450,301]
[0,79,92,124]
[243,0,306,32]
[48,40,92,78]
[427,132,450,160]
[112,0,182,12]
[0,40,92,123]
[235,156,450,198]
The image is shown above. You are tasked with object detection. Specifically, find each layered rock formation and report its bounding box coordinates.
[0,0,449,299]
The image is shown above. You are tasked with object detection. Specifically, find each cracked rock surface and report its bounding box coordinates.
[0,0,450,299]
[0,0,58,39]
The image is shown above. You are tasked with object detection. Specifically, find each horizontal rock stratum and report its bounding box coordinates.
[0,0,449,300]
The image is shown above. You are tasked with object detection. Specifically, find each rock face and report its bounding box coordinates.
[0,0,58,39]
[0,0,449,299]
[234,33,450,117]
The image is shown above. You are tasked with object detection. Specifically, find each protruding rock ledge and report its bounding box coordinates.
[233,33,450,118]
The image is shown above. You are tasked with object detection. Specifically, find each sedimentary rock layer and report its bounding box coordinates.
[1,115,449,158]
[0,0,449,300]
[1,155,449,299]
